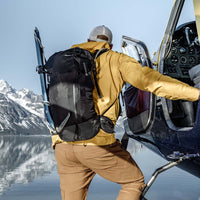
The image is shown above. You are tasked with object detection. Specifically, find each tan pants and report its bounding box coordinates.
[55,141,145,200]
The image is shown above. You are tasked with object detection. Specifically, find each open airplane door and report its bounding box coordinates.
[121,36,156,135]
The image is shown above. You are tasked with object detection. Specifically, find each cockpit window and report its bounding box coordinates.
[177,0,195,26]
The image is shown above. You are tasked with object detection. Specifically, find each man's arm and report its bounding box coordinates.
[118,53,199,102]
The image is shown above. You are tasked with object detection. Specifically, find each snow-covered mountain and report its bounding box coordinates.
[0,80,48,135]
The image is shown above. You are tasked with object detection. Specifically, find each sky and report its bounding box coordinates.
[0,0,195,94]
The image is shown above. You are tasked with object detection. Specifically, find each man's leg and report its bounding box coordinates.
[55,143,96,200]
[75,141,145,200]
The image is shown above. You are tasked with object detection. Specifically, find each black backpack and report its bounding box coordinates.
[45,47,114,142]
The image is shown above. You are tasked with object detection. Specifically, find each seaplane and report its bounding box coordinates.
[120,0,200,197]
[34,0,200,198]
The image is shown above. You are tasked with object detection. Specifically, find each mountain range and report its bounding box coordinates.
[0,80,49,135]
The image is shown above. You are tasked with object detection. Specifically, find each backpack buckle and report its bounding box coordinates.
[36,65,46,74]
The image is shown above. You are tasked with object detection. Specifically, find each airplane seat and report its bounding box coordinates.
[189,64,200,88]
[181,101,195,127]
[168,100,195,127]
[124,85,150,118]
[166,64,199,128]
[124,84,150,133]
[124,85,139,118]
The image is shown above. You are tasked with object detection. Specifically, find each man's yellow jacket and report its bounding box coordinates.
[51,41,199,148]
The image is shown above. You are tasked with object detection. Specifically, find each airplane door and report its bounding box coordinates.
[121,36,156,135]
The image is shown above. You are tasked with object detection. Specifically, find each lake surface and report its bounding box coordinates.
[0,135,200,200]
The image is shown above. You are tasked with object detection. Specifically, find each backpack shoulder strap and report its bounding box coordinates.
[92,48,109,99]
[102,97,118,116]
[94,48,108,59]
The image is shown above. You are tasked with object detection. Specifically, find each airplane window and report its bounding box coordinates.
[177,0,195,27]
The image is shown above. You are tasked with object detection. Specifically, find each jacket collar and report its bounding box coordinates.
[71,41,111,54]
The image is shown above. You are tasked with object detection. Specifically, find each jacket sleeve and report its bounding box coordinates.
[118,53,199,102]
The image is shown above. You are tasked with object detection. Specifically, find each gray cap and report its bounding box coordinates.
[89,25,113,44]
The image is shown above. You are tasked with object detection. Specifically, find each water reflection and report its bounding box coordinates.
[0,128,144,198]
[0,134,200,200]
[0,135,57,195]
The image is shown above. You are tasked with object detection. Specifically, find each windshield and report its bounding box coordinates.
[177,0,195,26]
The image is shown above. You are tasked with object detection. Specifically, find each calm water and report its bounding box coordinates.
[0,135,200,200]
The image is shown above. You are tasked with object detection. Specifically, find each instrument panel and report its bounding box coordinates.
[164,21,200,79]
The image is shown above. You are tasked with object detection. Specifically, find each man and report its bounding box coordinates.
[53,25,200,200]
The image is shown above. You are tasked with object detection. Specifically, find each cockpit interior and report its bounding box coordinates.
[164,21,200,128]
